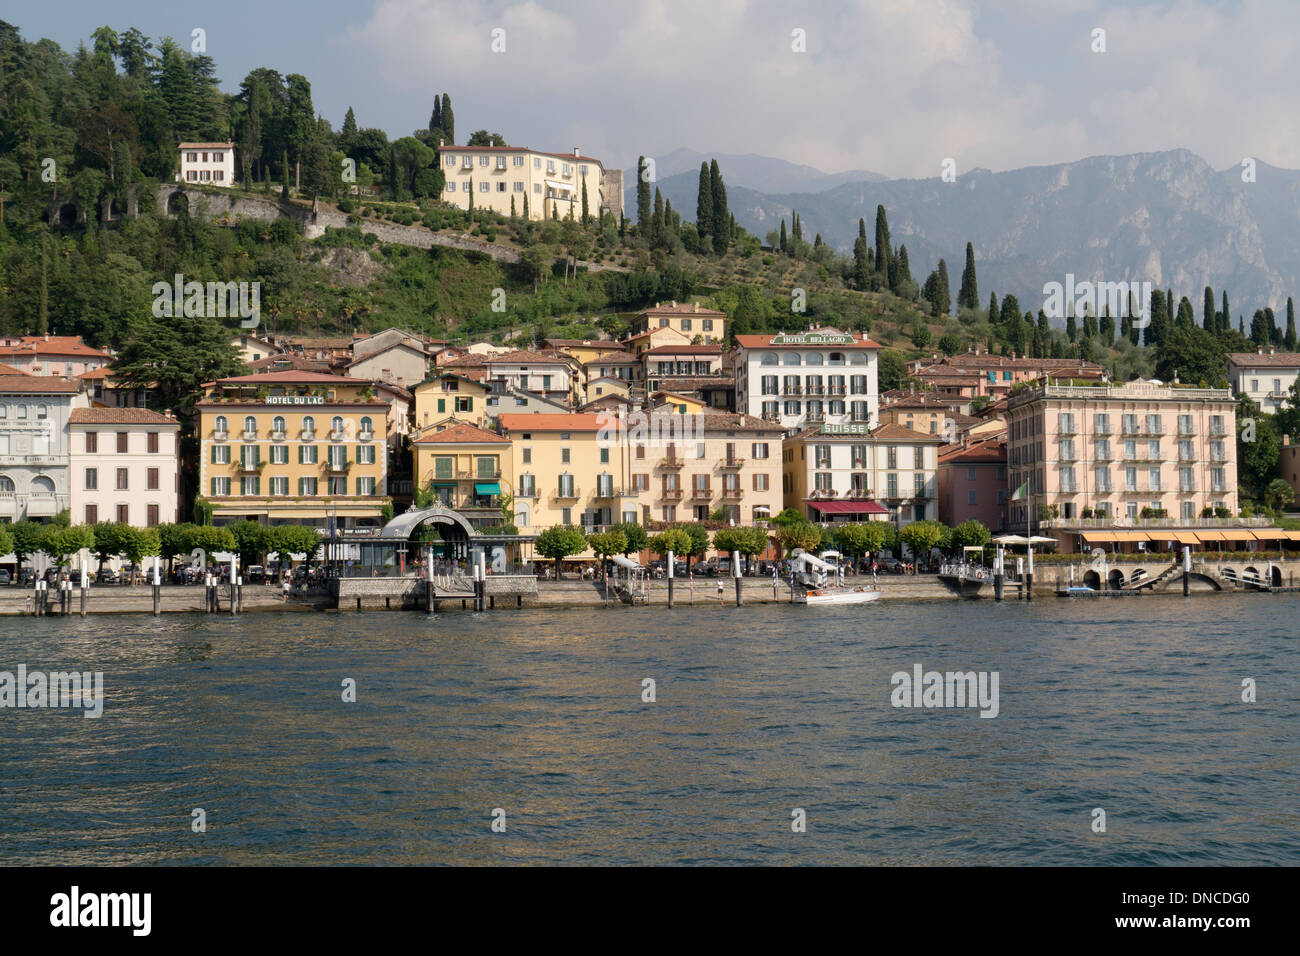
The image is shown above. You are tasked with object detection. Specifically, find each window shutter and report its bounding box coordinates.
[466,397,473,410]
[211,445,217,464]
[438,398,446,413]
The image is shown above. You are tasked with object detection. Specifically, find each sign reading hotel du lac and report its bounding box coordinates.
[265,396,326,405]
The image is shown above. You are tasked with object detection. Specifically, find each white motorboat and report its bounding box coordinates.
[795,585,882,605]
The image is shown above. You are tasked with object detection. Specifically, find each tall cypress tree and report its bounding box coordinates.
[1100,304,1115,345]
[859,218,867,240]
[652,187,664,247]
[874,205,891,275]
[695,162,712,243]
[852,236,869,290]
[636,156,651,232]
[581,179,589,223]
[441,93,454,143]
[936,258,951,316]
[1066,313,1077,343]
[987,293,998,330]
[1203,286,1215,331]
[1177,296,1195,329]
[709,159,728,254]
[958,241,978,310]
[779,219,788,253]
[430,97,441,135]
[1287,297,1297,350]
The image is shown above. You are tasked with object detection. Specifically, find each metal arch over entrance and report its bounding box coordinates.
[379,504,479,541]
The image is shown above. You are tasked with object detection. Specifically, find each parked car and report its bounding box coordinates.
[96,568,119,584]
[0,570,10,585]
[18,568,34,586]
[246,565,266,584]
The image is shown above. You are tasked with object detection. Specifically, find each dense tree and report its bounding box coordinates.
[440,93,453,143]
[1288,298,1298,351]
[957,242,978,310]
[709,159,728,254]
[535,525,588,579]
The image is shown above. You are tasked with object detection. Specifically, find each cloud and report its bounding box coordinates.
[345,0,1300,178]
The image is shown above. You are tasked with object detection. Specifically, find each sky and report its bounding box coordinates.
[9,0,1300,180]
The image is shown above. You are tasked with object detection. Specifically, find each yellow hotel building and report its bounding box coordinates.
[196,370,391,528]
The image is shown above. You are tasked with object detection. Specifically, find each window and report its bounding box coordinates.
[117,504,129,523]
[513,155,524,166]
[513,181,524,192]
[1149,466,1161,492]
[328,477,348,495]
[116,468,129,490]
[16,404,25,419]
[211,477,231,496]
[36,404,47,419]
[272,416,286,436]
[117,432,129,453]
[84,504,97,524]
[522,447,531,464]
[147,431,160,454]
[147,467,159,490]
[968,489,978,506]
[463,182,471,192]
[356,476,376,495]
[357,445,376,465]
[146,504,160,527]
[479,181,490,192]
[84,467,98,490]
[299,445,318,465]
[561,448,571,464]
[298,477,318,495]
[600,448,610,465]
[212,445,231,465]
[447,181,457,193]
[1095,466,1111,492]
[270,445,288,465]
[270,477,288,497]
[243,416,257,437]
[753,473,769,491]
[479,156,490,167]
[434,457,454,480]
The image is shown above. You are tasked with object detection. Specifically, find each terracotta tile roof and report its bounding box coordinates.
[485,349,572,365]
[208,370,351,386]
[637,301,726,316]
[545,338,622,349]
[0,375,81,393]
[1226,351,1300,367]
[247,354,333,373]
[734,332,882,349]
[441,353,489,367]
[413,420,509,444]
[642,344,723,355]
[497,413,607,432]
[437,144,606,168]
[0,335,111,358]
[939,438,1007,464]
[0,363,30,375]
[649,376,734,390]
[582,351,638,365]
[178,141,234,148]
[70,407,178,425]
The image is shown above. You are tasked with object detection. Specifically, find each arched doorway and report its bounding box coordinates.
[1271,566,1283,587]
[167,191,190,217]
[1107,568,1125,590]
[1083,570,1101,589]
[58,203,78,227]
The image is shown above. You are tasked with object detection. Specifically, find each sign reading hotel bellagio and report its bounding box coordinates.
[770,333,856,345]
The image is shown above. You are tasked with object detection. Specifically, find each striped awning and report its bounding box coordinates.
[1218,530,1257,541]
[1170,532,1201,545]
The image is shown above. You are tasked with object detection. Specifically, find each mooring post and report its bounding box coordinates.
[152,557,162,616]
[994,545,1004,601]
[666,550,674,609]
[1026,546,1034,601]
[80,566,88,617]
[1183,546,1191,596]
[733,551,743,607]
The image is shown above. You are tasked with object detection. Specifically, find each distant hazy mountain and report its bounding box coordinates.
[633,148,1300,318]
[641,148,887,197]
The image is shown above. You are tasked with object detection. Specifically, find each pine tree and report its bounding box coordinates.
[958,242,978,310]
[636,156,651,232]
[1177,296,1195,329]
[874,205,891,275]
[1268,307,1280,345]
[431,97,441,134]
[709,159,728,254]
[1287,297,1297,350]
[341,107,358,150]
[695,162,712,243]
[441,94,454,143]
[1203,286,1215,331]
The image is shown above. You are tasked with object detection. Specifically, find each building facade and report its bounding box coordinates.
[196,371,390,528]
[781,423,942,526]
[69,408,180,528]
[625,411,784,526]
[735,329,880,433]
[178,142,235,186]
[0,376,86,523]
[1226,350,1300,414]
[937,437,1008,531]
[436,145,615,221]
[1004,380,1239,528]
[0,336,111,377]
[628,302,726,345]
[412,420,514,534]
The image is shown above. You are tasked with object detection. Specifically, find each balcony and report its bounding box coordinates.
[805,385,825,396]
[458,469,502,480]
[719,457,746,469]
[846,488,874,499]
[1121,423,1143,435]
[241,430,258,441]
[239,459,262,473]
[213,431,228,442]
[329,430,347,442]
[593,486,622,499]
[326,459,350,473]
[1094,448,1114,461]
[660,487,684,501]
[1057,449,1078,462]
[1210,424,1228,437]
[0,455,63,466]
[270,431,286,442]
[828,385,847,396]
[300,430,316,441]
[516,487,538,499]
[659,456,684,470]
[688,485,712,499]
[722,487,743,499]
[1058,423,1077,435]
[358,431,375,442]
[782,384,804,396]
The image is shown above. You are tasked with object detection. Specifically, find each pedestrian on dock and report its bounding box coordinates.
[716,578,724,603]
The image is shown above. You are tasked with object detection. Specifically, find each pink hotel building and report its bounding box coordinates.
[1005,380,1238,528]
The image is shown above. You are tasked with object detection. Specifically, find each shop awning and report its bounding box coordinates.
[544,179,572,192]
[1286,530,1300,542]
[474,482,502,495]
[1218,530,1256,541]
[1171,532,1201,545]
[1196,530,1226,541]
[806,500,890,515]
[1081,531,1123,543]
[1248,528,1288,540]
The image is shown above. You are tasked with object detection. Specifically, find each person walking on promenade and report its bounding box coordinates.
[716,577,724,603]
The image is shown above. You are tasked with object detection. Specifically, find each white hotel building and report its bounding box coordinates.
[435,145,622,222]
[735,330,881,434]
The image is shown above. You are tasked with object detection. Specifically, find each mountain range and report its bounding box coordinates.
[628,148,1300,320]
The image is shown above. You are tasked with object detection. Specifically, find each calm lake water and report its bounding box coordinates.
[1,594,1296,865]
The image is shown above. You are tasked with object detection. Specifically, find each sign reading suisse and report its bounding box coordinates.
[821,423,871,434]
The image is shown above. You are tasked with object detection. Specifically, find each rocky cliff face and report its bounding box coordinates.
[644,148,1300,318]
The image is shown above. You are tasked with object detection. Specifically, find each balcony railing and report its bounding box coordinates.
[688,485,712,498]
[552,486,580,500]
[516,487,538,499]
[301,430,316,441]
[458,469,502,480]
[660,487,683,501]
[1043,515,1269,529]
[828,385,847,396]
[213,431,228,441]
[719,457,745,469]
[659,456,684,470]
[722,487,743,499]
[783,385,804,395]
[593,486,622,499]
[805,385,825,396]
[241,430,258,441]
[270,431,286,442]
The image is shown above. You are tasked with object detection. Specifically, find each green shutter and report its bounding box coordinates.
[211,477,217,495]
[211,445,217,464]
[438,398,446,413]
[466,397,473,411]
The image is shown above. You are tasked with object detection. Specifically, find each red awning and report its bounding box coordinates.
[806,500,889,515]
